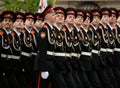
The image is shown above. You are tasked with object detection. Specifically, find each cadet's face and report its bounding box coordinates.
[92,15,100,25]
[14,19,24,29]
[34,20,43,28]
[84,17,90,26]
[75,15,84,25]
[46,12,55,23]
[101,14,109,23]
[1,18,13,29]
[109,14,116,23]
[25,18,34,27]
[65,15,75,24]
[117,16,120,23]
[55,13,64,23]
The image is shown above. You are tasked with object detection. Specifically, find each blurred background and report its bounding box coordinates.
[0,0,120,12]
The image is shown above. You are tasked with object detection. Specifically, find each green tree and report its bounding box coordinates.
[1,0,59,12]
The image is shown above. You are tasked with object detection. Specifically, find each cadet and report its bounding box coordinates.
[35,5,56,88]
[74,9,93,88]
[20,12,35,87]
[9,12,27,88]
[80,11,102,88]
[52,6,69,88]
[97,8,117,88]
[0,10,15,88]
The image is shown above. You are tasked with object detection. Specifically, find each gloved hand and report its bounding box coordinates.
[41,71,49,79]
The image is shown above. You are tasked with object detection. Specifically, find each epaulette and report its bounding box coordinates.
[62,27,66,32]
[21,29,26,33]
[11,32,15,37]
[88,27,93,32]
[43,24,48,29]
[70,26,74,31]
[98,24,103,30]
[31,30,35,35]
[0,30,4,35]
[113,25,118,30]
[80,29,82,32]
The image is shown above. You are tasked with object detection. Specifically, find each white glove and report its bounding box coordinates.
[41,71,49,79]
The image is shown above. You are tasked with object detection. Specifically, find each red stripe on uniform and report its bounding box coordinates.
[37,71,41,88]
[48,82,52,88]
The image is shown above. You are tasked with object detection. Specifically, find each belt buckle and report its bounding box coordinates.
[64,52,66,58]
[52,51,55,56]
[70,53,72,59]
[77,53,79,59]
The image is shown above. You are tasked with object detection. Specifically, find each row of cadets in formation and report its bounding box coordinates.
[34,5,120,88]
[0,10,44,88]
[0,5,120,88]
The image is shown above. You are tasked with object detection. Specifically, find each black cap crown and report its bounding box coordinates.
[85,11,93,22]
[66,8,77,18]
[25,12,35,21]
[109,8,118,18]
[76,9,86,21]
[101,8,111,16]
[35,13,44,21]
[91,9,102,19]
[15,12,25,22]
[0,10,16,22]
[42,5,54,18]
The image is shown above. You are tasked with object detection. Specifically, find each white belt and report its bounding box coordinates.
[1,54,12,59]
[21,52,31,57]
[31,52,37,56]
[114,48,120,52]
[47,51,55,56]
[107,48,113,53]
[71,52,80,58]
[100,48,107,52]
[10,55,20,60]
[55,52,71,58]
[92,49,100,54]
[81,52,92,56]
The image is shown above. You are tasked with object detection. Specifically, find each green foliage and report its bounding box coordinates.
[1,0,60,12]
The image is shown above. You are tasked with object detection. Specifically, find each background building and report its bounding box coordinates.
[56,0,120,10]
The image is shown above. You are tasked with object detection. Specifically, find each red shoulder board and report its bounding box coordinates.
[80,29,82,32]
[31,30,35,35]
[62,27,66,32]
[113,25,118,30]
[0,31,4,35]
[11,32,15,37]
[21,29,26,33]
[43,24,48,29]
[98,25,103,30]
[70,26,74,31]
[89,27,93,32]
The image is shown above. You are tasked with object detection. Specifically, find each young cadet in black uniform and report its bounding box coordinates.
[31,12,44,88]
[20,12,35,87]
[90,9,113,88]
[97,8,116,88]
[60,8,78,88]
[89,9,102,72]
[35,5,57,88]
[74,9,93,88]
[106,8,119,88]
[80,11,102,88]
[0,10,15,88]
[65,8,84,88]
[9,12,27,88]
[52,7,69,88]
